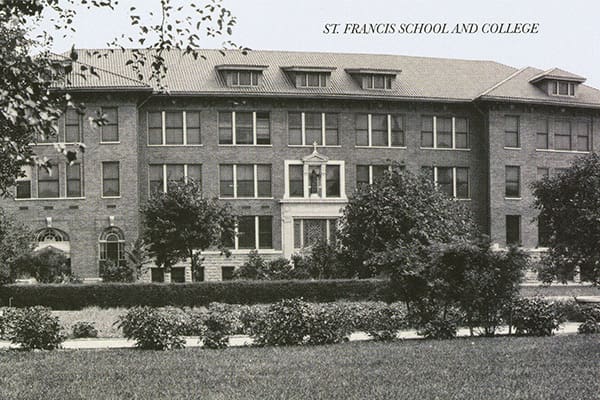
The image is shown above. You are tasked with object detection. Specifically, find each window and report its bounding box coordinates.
[102,162,120,197]
[536,118,548,149]
[293,219,337,249]
[231,70,259,86]
[421,116,469,149]
[221,267,235,281]
[219,164,271,198]
[552,81,575,96]
[504,116,519,148]
[554,120,571,150]
[171,267,186,283]
[148,164,202,194]
[99,227,125,267]
[365,74,392,89]
[505,166,520,198]
[356,165,393,186]
[287,163,344,198]
[38,165,59,198]
[288,112,339,146]
[101,107,118,142]
[147,111,201,145]
[574,121,590,152]
[219,111,270,145]
[16,166,32,199]
[355,114,405,147]
[506,215,521,246]
[66,163,82,197]
[233,216,273,250]
[65,108,82,143]
[297,72,327,88]
[423,166,470,199]
[538,215,550,247]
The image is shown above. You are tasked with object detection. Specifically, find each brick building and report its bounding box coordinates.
[3,50,600,282]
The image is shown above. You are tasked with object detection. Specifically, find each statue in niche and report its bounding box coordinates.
[309,167,320,196]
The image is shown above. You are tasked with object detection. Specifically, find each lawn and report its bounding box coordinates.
[1,335,598,400]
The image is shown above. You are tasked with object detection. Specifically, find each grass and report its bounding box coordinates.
[0,335,598,399]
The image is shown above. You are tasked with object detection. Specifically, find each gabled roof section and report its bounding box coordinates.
[302,146,329,163]
[281,66,336,73]
[215,64,268,71]
[478,66,600,108]
[345,68,401,75]
[529,67,586,84]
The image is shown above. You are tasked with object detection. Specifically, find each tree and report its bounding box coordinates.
[532,152,600,284]
[141,180,235,281]
[0,208,35,284]
[0,0,243,196]
[12,247,72,283]
[338,163,478,279]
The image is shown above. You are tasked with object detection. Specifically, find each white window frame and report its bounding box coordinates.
[298,72,327,88]
[356,114,406,148]
[232,215,273,250]
[219,111,271,146]
[430,166,470,199]
[365,74,392,90]
[284,160,346,199]
[219,164,272,199]
[147,111,202,147]
[421,116,470,150]
[230,71,259,87]
[288,112,340,147]
[148,164,202,194]
[551,81,576,97]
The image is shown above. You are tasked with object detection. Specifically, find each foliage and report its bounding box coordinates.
[125,238,153,280]
[0,280,390,309]
[12,247,71,283]
[252,298,311,346]
[553,301,600,322]
[532,153,600,284]
[338,163,478,278]
[201,303,238,349]
[361,303,407,341]
[0,208,35,284]
[0,307,18,340]
[234,251,313,281]
[142,180,235,281]
[577,319,600,334]
[99,259,135,283]
[305,303,352,345]
[417,317,458,340]
[305,241,347,279]
[7,306,64,350]
[508,298,564,336]
[116,306,189,350]
[71,321,98,338]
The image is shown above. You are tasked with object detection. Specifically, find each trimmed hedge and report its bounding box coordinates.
[0,280,391,310]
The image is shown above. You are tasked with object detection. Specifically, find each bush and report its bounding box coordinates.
[0,307,18,340]
[71,321,98,338]
[0,279,389,310]
[100,260,135,283]
[305,303,352,345]
[12,247,72,283]
[577,319,600,334]
[253,298,311,346]
[8,306,64,350]
[201,303,238,349]
[509,298,564,336]
[418,318,458,340]
[116,306,189,350]
[352,302,407,341]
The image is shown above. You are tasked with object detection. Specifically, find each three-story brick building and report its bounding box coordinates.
[4,50,600,282]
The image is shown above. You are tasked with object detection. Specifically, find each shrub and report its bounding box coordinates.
[253,298,311,346]
[418,317,458,340]
[305,303,352,345]
[509,298,564,336]
[8,306,64,350]
[0,280,389,309]
[201,303,239,349]
[100,260,135,283]
[577,319,600,334]
[117,306,189,350]
[11,247,72,283]
[0,307,18,340]
[71,321,98,338]
[239,304,269,336]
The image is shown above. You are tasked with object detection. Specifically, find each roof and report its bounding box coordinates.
[529,67,586,84]
[56,49,600,108]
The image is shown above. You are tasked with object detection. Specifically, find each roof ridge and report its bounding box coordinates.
[476,67,529,98]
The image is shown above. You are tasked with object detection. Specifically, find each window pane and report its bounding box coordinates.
[455,118,469,148]
[421,116,433,147]
[186,111,201,144]
[65,126,81,142]
[436,167,453,197]
[505,166,520,197]
[66,164,81,197]
[238,71,251,86]
[218,112,233,144]
[165,112,183,144]
[256,112,270,144]
[101,107,118,142]
[356,114,369,146]
[371,115,388,146]
[325,114,338,145]
[554,120,571,150]
[307,73,320,87]
[236,112,253,144]
[38,166,59,198]
[506,215,521,245]
[237,164,254,197]
[258,216,273,249]
[149,165,164,193]
[289,165,304,197]
[504,116,519,148]
[455,168,469,199]
[219,165,234,197]
[303,219,327,247]
[356,165,369,186]
[305,113,322,145]
[575,121,590,151]
[102,162,119,197]
[373,75,385,89]
[326,165,340,197]
[294,220,302,248]
[187,164,202,186]
[436,117,452,148]
[257,165,271,197]
[237,216,256,249]
[558,82,569,95]
[166,164,184,185]
[390,115,404,146]
[288,112,303,145]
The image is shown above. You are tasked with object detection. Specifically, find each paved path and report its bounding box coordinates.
[0,322,581,350]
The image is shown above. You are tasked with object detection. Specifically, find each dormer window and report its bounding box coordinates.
[215,65,267,88]
[529,68,585,98]
[552,81,576,96]
[345,68,400,91]
[281,66,335,89]
[365,74,392,90]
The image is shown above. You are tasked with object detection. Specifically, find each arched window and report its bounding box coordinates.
[99,227,125,263]
[36,228,69,243]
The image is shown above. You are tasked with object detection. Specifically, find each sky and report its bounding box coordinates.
[38,0,600,88]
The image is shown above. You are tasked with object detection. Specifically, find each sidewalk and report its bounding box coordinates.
[0,322,582,350]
